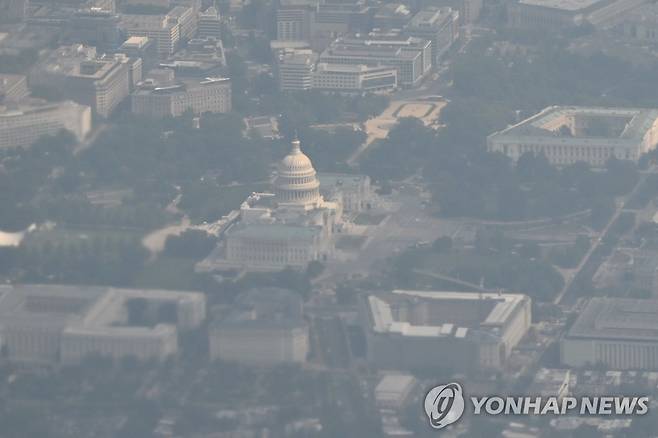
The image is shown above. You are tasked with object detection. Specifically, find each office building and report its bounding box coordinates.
[507,0,641,29]
[0,74,28,103]
[121,13,181,58]
[198,6,222,39]
[277,2,316,41]
[404,7,459,63]
[561,298,658,369]
[0,285,206,365]
[31,45,132,118]
[361,290,532,371]
[0,100,91,149]
[487,106,658,166]
[313,63,397,92]
[66,9,123,51]
[372,3,412,29]
[168,5,197,40]
[162,36,227,77]
[320,36,430,87]
[118,36,159,71]
[312,2,371,49]
[275,48,317,90]
[209,287,309,365]
[132,75,231,118]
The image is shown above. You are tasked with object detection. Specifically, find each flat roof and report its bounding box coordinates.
[367,290,528,338]
[213,287,306,329]
[375,373,416,395]
[0,284,204,333]
[315,63,396,74]
[518,0,602,11]
[230,223,320,240]
[489,105,658,145]
[567,298,658,342]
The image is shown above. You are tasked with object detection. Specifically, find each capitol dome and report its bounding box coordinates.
[274,138,321,208]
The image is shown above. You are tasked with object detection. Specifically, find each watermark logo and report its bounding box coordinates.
[424,382,465,429]
[423,382,649,430]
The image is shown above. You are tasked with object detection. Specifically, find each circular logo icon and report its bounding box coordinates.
[424,382,465,430]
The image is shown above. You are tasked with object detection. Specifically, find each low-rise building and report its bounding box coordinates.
[404,7,459,63]
[209,287,309,365]
[66,9,123,51]
[507,0,643,29]
[31,45,132,118]
[276,48,317,91]
[0,285,206,365]
[118,36,159,71]
[121,13,181,58]
[132,74,231,118]
[162,36,227,77]
[374,373,417,410]
[198,6,222,39]
[487,106,658,166]
[561,297,658,369]
[312,63,397,92]
[319,36,430,87]
[362,290,532,371]
[0,74,28,103]
[0,100,91,149]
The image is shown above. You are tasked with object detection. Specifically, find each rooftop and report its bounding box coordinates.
[366,290,528,338]
[314,62,394,74]
[489,106,658,145]
[567,298,658,342]
[213,287,306,329]
[0,284,204,333]
[407,6,456,28]
[375,373,417,395]
[0,99,88,118]
[230,223,321,240]
[318,172,369,188]
[121,36,151,49]
[518,0,602,12]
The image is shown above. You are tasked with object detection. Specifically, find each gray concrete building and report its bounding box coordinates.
[209,287,309,365]
[362,290,532,371]
[561,298,658,369]
[0,285,206,365]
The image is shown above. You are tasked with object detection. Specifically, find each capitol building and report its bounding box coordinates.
[198,137,371,272]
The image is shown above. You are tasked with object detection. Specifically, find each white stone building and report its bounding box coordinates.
[487,106,658,167]
[0,100,91,149]
[209,287,309,365]
[362,290,532,371]
[0,285,206,365]
[200,138,374,272]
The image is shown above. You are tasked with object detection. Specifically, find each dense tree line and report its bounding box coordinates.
[362,109,638,221]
